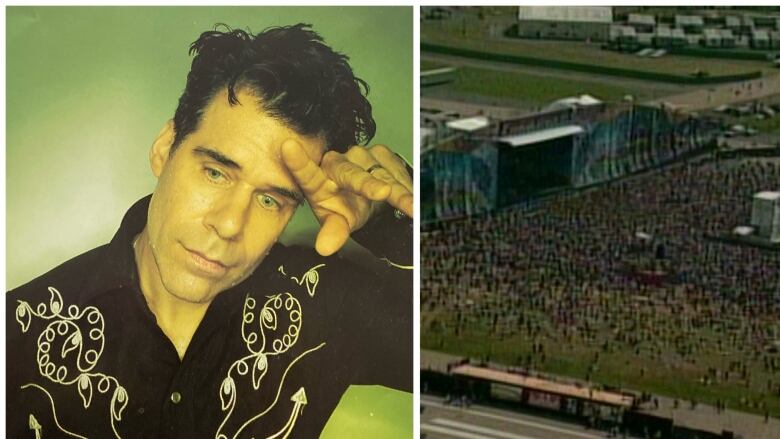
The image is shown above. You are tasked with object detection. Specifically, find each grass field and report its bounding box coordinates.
[423,64,661,106]
[421,60,445,70]
[730,115,780,134]
[422,9,774,78]
[422,315,780,418]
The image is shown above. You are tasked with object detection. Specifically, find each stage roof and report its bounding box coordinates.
[755,191,780,201]
[497,124,584,148]
[446,116,490,133]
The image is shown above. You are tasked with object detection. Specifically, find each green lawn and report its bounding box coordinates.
[421,60,445,70]
[422,321,780,418]
[732,115,780,134]
[425,65,658,105]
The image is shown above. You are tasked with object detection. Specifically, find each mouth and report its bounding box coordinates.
[183,246,229,276]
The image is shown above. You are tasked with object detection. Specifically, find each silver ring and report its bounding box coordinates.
[366,164,384,175]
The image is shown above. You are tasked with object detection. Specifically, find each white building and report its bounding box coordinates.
[516,6,613,41]
[751,191,780,243]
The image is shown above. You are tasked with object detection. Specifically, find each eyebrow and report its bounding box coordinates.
[193,146,241,169]
[193,146,305,205]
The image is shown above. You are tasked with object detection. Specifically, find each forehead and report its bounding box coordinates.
[193,88,326,166]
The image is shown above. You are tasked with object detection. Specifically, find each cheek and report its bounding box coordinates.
[241,212,292,261]
[157,170,213,227]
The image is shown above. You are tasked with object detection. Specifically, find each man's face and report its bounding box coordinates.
[145,88,325,304]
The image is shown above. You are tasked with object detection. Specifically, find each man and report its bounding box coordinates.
[7,24,412,438]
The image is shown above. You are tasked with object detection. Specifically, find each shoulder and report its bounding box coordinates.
[7,245,111,326]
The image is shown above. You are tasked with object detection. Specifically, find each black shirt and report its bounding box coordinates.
[7,196,411,438]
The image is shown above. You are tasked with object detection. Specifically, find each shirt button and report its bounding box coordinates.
[170,392,182,404]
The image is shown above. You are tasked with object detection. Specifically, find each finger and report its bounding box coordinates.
[345,145,413,194]
[321,153,391,201]
[281,139,335,203]
[387,184,414,218]
[315,214,351,256]
[360,155,413,217]
[368,145,413,192]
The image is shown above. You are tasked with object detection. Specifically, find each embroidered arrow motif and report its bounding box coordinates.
[266,387,308,439]
[291,387,307,405]
[28,414,42,439]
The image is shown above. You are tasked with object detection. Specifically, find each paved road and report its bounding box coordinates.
[647,74,780,112]
[421,396,634,439]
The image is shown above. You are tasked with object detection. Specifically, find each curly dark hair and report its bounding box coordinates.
[172,23,376,153]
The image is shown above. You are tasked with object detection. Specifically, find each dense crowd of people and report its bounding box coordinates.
[422,157,780,414]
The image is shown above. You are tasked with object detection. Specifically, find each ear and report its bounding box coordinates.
[150,120,175,178]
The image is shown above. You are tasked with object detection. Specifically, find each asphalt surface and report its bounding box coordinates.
[421,395,636,439]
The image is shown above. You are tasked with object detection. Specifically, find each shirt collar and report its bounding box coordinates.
[77,195,150,305]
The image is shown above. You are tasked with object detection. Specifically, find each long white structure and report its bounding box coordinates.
[751,191,780,243]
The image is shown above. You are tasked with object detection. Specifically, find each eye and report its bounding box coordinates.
[204,167,226,183]
[258,194,280,210]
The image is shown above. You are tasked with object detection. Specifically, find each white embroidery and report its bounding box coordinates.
[265,387,307,439]
[216,291,325,439]
[16,287,128,439]
[28,413,42,439]
[290,263,325,297]
[380,257,414,270]
[22,383,88,439]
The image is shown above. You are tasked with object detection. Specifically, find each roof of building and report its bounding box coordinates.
[754,191,780,201]
[675,15,704,26]
[610,25,636,38]
[545,94,603,111]
[628,13,655,26]
[703,28,722,39]
[445,116,490,133]
[637,33,654,44]
[451,364,635,408]
[753,29,770,40]
[498,124,585,148]
[686,35,701,44]
[725,16,741,27]
[518,6,613,24]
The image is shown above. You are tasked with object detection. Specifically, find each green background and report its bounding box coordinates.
[6,6,412,438]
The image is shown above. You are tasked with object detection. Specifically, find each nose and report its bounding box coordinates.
[204,187,252,240]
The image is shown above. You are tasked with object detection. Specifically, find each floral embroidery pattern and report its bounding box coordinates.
[16,287,128,439]
[215,292,324,439]
[279,263,325,297]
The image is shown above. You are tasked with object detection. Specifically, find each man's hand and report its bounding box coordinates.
[281,140,413,256]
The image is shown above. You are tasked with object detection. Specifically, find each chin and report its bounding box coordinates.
[174,292,218,305]
[162,275,224,305]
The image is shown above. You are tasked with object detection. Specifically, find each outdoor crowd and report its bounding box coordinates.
[422,157,780,413]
